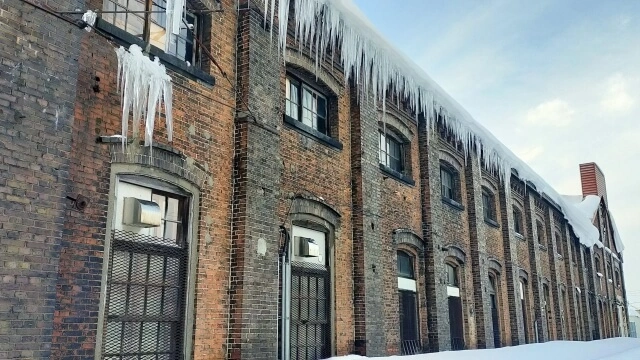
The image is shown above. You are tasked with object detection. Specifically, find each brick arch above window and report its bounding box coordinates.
[488,258,503,274]
[393,229,424,251]
[519,268,529,282]
[481,176,499,194]
[285,48,342,96]
[378,111,413,142]
[439,150,463,173]
[443,244,466,265]
[289,195,341,230]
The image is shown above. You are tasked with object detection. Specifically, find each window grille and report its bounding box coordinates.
[289,262,331,360]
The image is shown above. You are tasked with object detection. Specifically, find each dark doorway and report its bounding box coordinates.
[448,296,464,350]
[489,275,501,348]
[399,290,420,354]
[520,280,529,343]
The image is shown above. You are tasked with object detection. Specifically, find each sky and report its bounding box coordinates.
[352,0,640,311]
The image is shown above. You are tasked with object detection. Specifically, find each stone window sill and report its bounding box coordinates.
[442,197,464,211]
[538,244,547,251]
[283,115,343,150]
[379,164,415,186]
[95,18,215,86]
[484,218,499,228]
[514,232,525,241]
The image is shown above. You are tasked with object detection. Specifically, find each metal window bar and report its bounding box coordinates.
[401,340,422,355]
[102,229,188,360]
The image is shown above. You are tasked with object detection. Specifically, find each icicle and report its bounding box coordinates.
[271,0,603,249]
[114,44,173,149]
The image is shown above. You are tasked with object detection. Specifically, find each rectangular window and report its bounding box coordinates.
[379,132,404,172]
[285,76,328,135]
[103,181,189,359]
[441,168,454,200]
[102,0,199,64]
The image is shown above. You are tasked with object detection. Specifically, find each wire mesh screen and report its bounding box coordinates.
[102,229,187,360]
[290,262,330,360]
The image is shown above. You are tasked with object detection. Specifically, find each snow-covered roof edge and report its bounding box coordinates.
[272,0,601,247]
[608,211,625,252]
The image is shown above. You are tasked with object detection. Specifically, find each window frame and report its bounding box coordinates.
[440,163,463,210]
[101,0,200,65]
[397,250,415,279]
[513,207,523,236]
[446,263,459,288]
[285,74,329,136]
[379,131,404,173]
[97,170,200,360]
[283,70,342,149]
[481,187,498,226]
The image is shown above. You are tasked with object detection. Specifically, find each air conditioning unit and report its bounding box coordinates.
[123,197,162,227]
[297,236,320,257]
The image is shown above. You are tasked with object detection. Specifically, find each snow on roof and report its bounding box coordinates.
[274,0,602,248]
[575,195,601,221]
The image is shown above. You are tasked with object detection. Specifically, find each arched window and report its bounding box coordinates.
[397,250,415,279]
[482,187,497,223]
[513,207,523,236]
[397,251,419,354]
[615,269,621,289]
[380,131,405,173]
[440,161,460,204]
[555,232,563,256]
[536,221,545,246]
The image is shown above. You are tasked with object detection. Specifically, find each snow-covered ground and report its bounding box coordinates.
[330,337,640,360]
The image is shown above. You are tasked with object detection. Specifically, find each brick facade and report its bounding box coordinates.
[0,1,629,359]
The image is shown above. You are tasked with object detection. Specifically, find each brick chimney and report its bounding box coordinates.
[579,162,608,204]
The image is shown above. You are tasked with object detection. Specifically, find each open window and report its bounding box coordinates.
[101,0,204,66]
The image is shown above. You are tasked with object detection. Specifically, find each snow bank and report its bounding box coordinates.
[273,0,602,248]
[115,44,173,149]
[329,338,640,360]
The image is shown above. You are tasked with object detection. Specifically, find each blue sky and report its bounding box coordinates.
[352,0,640,310]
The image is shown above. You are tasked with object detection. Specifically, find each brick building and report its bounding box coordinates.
[0,0,628,359]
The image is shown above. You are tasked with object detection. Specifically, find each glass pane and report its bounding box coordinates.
[158,323,172,351]
[166,258,180,286]
[127,14,145,38]
[165,198,179,241]
[128,285,146,315]
[111,250,130,282]
[149,22,167,52]
[122,322,141,353]
[104,322,122,353]
[130,253,148,283]
[317,95,326,118]
[163,287,179,317]
[146,286,163,316]
[302,88,312,109]
[141,322,159,352]
[302,107,313,127]
[108,284,127,316]
[148,255,165,285]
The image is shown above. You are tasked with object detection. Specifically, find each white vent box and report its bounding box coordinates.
[297,236,320,257]
[122,197,162,227]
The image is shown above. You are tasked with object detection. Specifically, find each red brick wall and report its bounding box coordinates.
[51,1,237,358]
